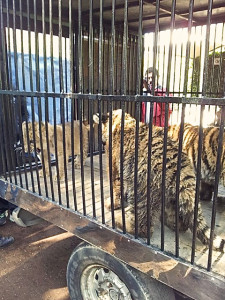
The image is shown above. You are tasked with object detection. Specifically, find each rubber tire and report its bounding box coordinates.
[67,241,175,300]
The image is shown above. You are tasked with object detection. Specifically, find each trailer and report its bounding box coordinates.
[0,1,225,299]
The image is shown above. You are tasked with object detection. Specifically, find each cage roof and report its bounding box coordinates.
[2,0,225,35]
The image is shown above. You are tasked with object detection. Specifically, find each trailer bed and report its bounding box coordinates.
[11,154,225,279]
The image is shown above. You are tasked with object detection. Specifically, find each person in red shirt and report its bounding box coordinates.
[142,67,172,127]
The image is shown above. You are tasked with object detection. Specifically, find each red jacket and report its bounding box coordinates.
[142,88,172,127]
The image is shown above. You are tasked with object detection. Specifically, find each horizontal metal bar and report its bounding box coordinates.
[0,90,225,105]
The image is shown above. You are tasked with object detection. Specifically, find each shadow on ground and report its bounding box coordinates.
[0,219,81,300]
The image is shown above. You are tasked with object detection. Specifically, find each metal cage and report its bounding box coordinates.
[0,1,225,299]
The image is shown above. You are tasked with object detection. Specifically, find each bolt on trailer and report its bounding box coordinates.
[0,0,225,299]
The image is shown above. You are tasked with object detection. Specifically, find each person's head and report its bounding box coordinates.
[144,67,158,90]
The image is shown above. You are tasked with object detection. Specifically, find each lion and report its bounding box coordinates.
[22,121,90,180]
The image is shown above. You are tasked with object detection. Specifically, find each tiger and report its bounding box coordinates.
[93,109,224,251]
[22,121,90,180]
[168,123,225,201]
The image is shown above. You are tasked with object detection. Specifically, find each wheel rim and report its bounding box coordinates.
[80,264,133,300]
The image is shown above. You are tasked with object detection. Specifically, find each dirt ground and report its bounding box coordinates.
[0,217,189,300]
[0,219,80,300]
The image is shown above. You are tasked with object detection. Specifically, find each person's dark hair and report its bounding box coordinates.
[145,67,159,78]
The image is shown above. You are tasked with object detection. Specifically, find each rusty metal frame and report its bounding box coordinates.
[0,179,225,300]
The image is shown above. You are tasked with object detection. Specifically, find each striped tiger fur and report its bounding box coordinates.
[93,109,224,252]
[168,123,225,201]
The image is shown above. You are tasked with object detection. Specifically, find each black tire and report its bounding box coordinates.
[67,241,175,300]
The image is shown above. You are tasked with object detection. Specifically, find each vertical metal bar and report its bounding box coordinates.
[216,23,225,97]
[12,0,19,90]
[202,0,213,96]
[77,2,85,213]
[5,2,19,187]
[0,98,12,183]
[31,98,41,195]
[191,105,204,264]
[99,0,103,94]
[122,0,128,95]
[53,97,62,205]
[88,2,94,93]
[0,1,10,183]
[17,96,29,190]
[61,98,70,208]
[58,0,64,92]
[161,103,169,251]
[178,43,183,95]
[197,27,203,97]
[97,102,105,222]
[42,0,48,93]
[106,31,110,97]
[10,99,23,187]
[147,102,154,244]
[71,99,77,210]
[119,103,126,232]
[27,0,39,191]
[0,52,7,180]
[69,0,77,210]
[69,0,74,93]
[49,0,55,93]
[34,0,40,91]
[133,0,143,238]
[27,0,34,92]
[182,2,195,254]
[0,0,9,91]
[5,99,17,185]
[108,101,115,227]
[209,25,217,97]
[19,0,26,90]
[98,0,105,223]
[23,104,35,193]
[89,0,96,217]
[191,30,196,96]
[42,0,54,201]
[110,0,116,95]
[115,33,119,96]
[78,0,83,93]
[166,0,176,95]
[152,0,160,95]
[4,5,16,184]
[65,38,68,100]
[6,0,12,89]
[108,0,116,226]
[174,103,186,257]
[136,0,143,95]
[134,102,140,238]
[49,0,61,204]
[173,44,177,95]
[79,98,86,215]
[89,100,96,218]
[207,106,225,271]
[34,0,45,196]
[37,99,48,198]
[0,103,7,180]
[102,30,105,96]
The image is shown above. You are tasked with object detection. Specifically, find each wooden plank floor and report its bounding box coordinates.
[9,154,225,278]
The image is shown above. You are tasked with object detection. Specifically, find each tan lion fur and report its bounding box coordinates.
[22,121,89,180]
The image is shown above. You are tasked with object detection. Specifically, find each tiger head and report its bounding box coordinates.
[93,109,136,145]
